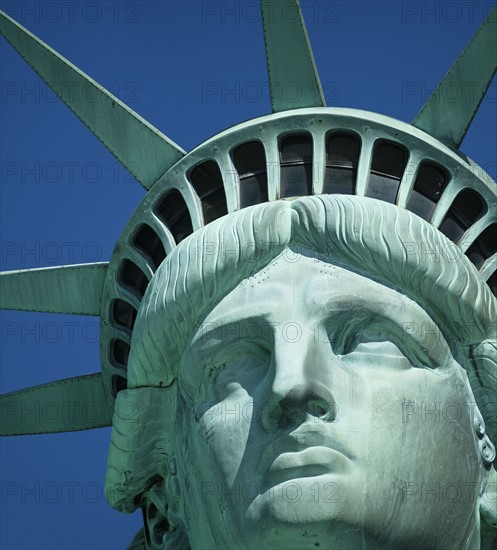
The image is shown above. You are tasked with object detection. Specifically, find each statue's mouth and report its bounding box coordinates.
[258,428,353,483]
[262,447,350,485]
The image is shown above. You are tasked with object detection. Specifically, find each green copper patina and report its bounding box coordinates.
[1,1,496,549]
[412,3,497,149]
[1,374,111,436]
[0,11,186,190]
[0,263,108,315]
[261,0,325,111]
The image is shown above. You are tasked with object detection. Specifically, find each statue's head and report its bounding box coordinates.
[105,195,497,550]
[2,4,496,550]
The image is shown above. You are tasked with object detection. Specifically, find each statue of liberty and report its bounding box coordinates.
[1,2,496,548]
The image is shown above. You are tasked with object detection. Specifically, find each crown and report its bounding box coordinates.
[0,1,495,436]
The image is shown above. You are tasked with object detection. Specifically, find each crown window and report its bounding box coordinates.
[110,339,130,368]
[367,141,408,203]
[189,161,228,223]
[323,132,360,195]
[439,189,487,243]
[465,223,497,270]
[111,375,128,397]
[111,299,137,332]
[280,134,313,197]
[119,260,149,300]
[407,162,450,220]
[155,190,194,243]
[132,224,167,270]
[232,141,268,207]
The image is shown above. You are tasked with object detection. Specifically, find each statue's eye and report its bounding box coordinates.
[347,338,405,357]
[340,336,413,371]
[345,328,406,354]
[209,343,270,390]
[325,314,450,370]
[343,325,400,350]
[338,325,430,370]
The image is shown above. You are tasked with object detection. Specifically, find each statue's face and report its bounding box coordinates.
[175,249,481,549]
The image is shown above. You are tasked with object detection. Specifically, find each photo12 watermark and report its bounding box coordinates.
[201,80,339,105]
[2,480,104,504]
[1,240,105,264]
[1,160,138,185]
[401,2,496,23]
[201,479,340,504]
[1,80,140,105]
[0,1,140,24]
[200,1,339,24]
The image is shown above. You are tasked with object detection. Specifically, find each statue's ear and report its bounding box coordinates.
[480,465,497,526]
[480,466,497,550]
[142,469,189,550]
[142,481,169,550]
[469,341,497,460]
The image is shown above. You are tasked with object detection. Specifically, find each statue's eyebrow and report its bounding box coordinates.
[310,292,451,366]
[310,290,435,330]
[186,315,273,357]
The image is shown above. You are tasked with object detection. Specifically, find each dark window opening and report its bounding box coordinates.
[323,133,360,195]
[111,339,130,367]
[280,134,313,198]
[486,270,497,297]
[406,162,450,220]
[465,223,497,270]
[439,189,487,243]
[367,141,408,203]
[112,299,137,332]
[232,141,268,207]
[119,260,148,299]
[155,190,194,244]
[189,161,228,224]
[132,224,166,270]
[111,375,128,397]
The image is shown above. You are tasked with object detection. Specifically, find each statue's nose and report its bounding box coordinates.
[261,334,338,431]
[262,387,337,431]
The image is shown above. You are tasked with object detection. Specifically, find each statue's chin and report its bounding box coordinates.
[243,475,368,550]
[241,473,472,550]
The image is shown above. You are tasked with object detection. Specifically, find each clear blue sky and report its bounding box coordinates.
[1,1,496,549]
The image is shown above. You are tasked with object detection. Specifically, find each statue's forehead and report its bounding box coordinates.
[183,251,454,382]
[193,252,438,332]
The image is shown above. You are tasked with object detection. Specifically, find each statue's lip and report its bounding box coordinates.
[262,448,350,486]
[258,428,353,476]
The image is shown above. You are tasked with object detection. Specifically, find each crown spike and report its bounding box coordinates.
[412,4,497,149]
[0,11,186,190]
[0,374,112,435]
[260,0,325,112]
[0,263,107,315]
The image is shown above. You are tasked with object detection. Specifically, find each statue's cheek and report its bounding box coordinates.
[193,387,254,487]
[361,384,480,544]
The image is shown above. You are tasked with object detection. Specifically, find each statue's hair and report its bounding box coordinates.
[106,195,497,513]
[130,194,495,383]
